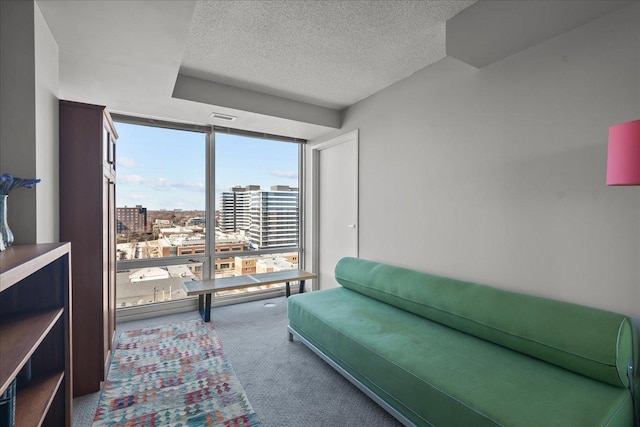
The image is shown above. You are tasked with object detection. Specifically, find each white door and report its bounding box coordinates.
[313,130,358,289]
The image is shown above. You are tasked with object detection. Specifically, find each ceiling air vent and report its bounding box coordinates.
[210,112,237,121]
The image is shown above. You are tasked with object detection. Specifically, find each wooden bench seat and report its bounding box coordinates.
[183,269,316,322]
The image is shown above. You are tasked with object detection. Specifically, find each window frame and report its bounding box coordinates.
[211,130,304,272]
[111,113,306,319]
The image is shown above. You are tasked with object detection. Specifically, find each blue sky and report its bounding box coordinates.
[115,122,299,210]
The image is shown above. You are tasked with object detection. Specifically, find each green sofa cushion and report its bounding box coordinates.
[288,288,634,427]
[335,257,636,388]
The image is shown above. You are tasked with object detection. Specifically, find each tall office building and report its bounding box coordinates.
[219,185,299,249]
[218,185,259,232]
[248,185,298,249]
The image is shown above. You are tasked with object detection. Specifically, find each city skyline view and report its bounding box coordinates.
[115,122,299,211]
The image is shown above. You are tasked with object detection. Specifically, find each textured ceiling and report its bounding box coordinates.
[37,0,633,139]
[180,0,475,110]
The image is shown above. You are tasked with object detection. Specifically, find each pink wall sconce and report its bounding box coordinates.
[607,120,640,186]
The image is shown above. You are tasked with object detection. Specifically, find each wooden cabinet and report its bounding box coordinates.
[59,100,118,397]
[0,243,72,426]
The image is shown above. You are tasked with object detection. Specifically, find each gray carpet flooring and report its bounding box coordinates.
[73,297,402,426]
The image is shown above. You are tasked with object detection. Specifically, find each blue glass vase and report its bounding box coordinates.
[0,195,13,251]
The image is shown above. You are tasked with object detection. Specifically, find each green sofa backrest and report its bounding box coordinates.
[335,257,636,388]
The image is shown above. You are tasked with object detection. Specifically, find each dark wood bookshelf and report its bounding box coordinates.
[0,243,72,426]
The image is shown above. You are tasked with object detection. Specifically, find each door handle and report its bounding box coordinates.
[347,224,356,228]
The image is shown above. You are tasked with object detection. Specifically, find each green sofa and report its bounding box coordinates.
[287,257,639,426]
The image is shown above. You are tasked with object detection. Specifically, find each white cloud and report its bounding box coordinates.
[119,174,145,184]
[118,175,204,192]
[117,157,142,168]
[156,179,205,192]
[272,170,298,179]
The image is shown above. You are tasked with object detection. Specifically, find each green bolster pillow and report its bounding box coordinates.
[335,257,636,388]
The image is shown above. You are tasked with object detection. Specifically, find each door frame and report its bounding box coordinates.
[310,129,359,290]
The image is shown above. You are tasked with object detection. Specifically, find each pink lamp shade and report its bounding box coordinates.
[606,119,640,186]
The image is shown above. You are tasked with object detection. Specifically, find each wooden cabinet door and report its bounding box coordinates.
[108,179,116,352]
[102,175,110,376]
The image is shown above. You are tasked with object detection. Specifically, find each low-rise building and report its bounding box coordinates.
[116,205,148,233]
[158,233,206,257]
[116,265,196,307]
[234,256,257,275]
[256,257,295,273]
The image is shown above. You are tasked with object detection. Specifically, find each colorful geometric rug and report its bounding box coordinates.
[92,319,260,427]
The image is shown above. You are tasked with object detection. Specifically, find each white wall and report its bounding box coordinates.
[34,1,59,243]
[308,4,640,316]
[0,0,37,244]
[0,0,59,244]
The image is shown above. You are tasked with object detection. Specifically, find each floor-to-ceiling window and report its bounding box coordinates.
[112,116,304,315]
[113,120,208,309]
[214,132,301,297]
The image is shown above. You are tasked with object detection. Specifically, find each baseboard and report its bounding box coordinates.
[117,285,298,323]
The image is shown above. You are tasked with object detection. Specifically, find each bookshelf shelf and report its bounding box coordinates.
[15,372,64,426]
[0,309,63,391]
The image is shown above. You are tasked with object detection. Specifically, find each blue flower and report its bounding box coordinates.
[0,174,41,195]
